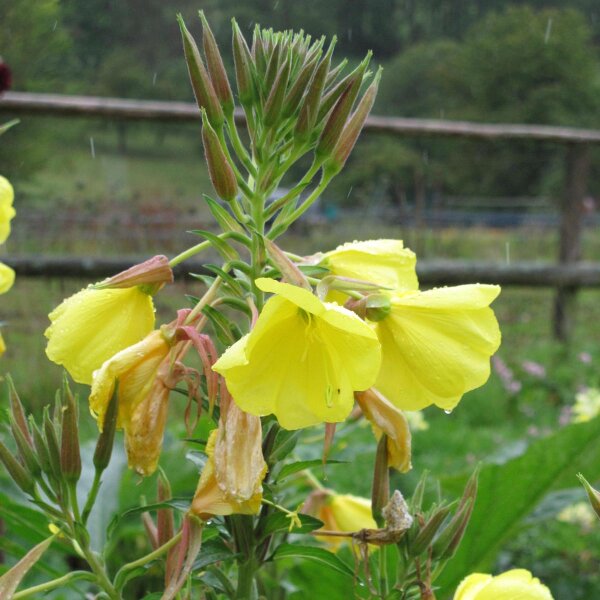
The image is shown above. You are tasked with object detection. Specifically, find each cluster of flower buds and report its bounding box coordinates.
[0,375,116,521]
[177,12,380,237]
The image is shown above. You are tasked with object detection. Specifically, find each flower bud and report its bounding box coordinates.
[327,66,381,175]
[157,470,175,547]
[409,503,453,557]
[0,439,35,495]
[578,473,600,521]
[201,109,238,202]
[264,56,291,127]
[432,497,473,560]
[60,379,81,483]
[199,11,234,116]
[232,19,255,108]
[95,255,173,291]
[7,375,32,446]
[30,417,52,477]
[43,407,63,481]
[177,14,224,129]
[93,386,118,472]
[10,414,41,478]
[371,435,390,525]
[282,51,320,119]
[252,26,267,78]
[295,38,335,140]
[316,53,370,160]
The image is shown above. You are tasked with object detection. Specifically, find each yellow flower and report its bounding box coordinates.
[0,331,5,356]
[322,239,418,292]
[0,261,15,295]
[89,329,171,475]
[316,493,377,551]
[571,387,600,423]
[213,277,381,430]
[454,569,554,600]
[0,175,16,245]
[45,285,155,385]
[374,285,501,411]
[191,402,267,519]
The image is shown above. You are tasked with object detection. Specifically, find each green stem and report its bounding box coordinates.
[379,543,388,598]
[12,571,95,599]
[68,481,81,523]
[114,530,183,585]
[236,557,258,599]
[81,469,102,525]
[186,276,223,324]
[227,113,256,177]
[169,232,236,268]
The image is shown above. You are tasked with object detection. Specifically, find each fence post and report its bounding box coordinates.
[553,143,591,341]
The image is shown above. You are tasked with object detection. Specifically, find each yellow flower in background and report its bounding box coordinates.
[213,277,381,430]
[454,569,554,600]
[45,286,155,385]
[316,494,377,551]
[0,175,16,244]
[374,284,501,411]
[322,239,418,291]
[0,261,15,294]
[0,331,5,356]
[89,328,172,475]
[571,387,600,423]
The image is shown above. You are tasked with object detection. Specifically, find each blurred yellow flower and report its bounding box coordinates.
[321,239,417,302]
[45,286,155,385]
[571,387,600,423]
[0,175,16,244]
[0,261,15,295]
[316,493,377,551]
[213,277,381,429]
[374,284,501,411]
[90,328,171,475]
[0,331,5,356]
[454,569,553,600]
[191,402,267,519]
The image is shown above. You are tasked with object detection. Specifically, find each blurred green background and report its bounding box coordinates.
[1,1,600,598]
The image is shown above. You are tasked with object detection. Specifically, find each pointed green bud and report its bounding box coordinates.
[432,497,473,559]
[252,25,267,78]
[295,37,335,140]
[371,434,390,526]
[326,66,381,176]
[409,503,453,557]
[264,56,291,127]
[325,58,348,88]
[201,109,238,202]
[30,417,52,477]
[7,375,32,447]
[410,470,428,513]
[60,378,81,483]
[0,439,35,495]
[43,407,63,481]
[263,39,282,95]
[199,11,234,116]
[578,473,600,521]
[282,51,321,119]
[177,14,224,129]
[264,238,311,290]
[316,53,371,160]
[93,385,118,472]
[232,19,255,107]
[10,414,41,478]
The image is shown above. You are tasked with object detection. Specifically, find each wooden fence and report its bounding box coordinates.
[1,91,599,341]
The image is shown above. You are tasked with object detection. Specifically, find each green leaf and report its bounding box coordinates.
[220,295,252,317]
[0,535,55,598]
[269,429,301,463]
[271,544,354,577]
[437,416,600,596]
[276,459,346,482]
[203,264,244,296]
[258,512,324,541]
[188,230,239,261]
[203,194,245,234]
[202,305,240,346]
[192,539,237,570]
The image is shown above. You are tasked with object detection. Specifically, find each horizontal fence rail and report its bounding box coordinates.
[3,92,600,143]
[5,256,600,288]
[1,91,599,341]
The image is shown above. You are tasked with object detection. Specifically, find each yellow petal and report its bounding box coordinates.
[375,285,501,411]
[329,494,377,532]
[323,239,418,291]
[0,331,5,356]
[214,285,381,430]
[454,570,554,600]
[0,262,15,294]
[45,286,155,385]
[0,176,15,244]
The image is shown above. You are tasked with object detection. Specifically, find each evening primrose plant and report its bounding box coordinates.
[0,14,545,600]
